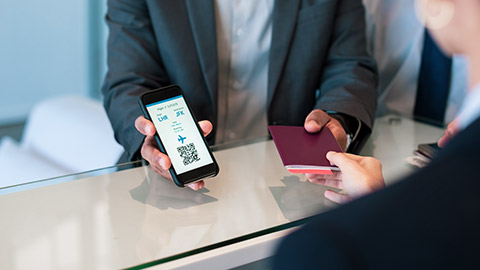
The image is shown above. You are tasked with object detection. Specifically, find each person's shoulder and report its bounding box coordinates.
[273,219,351,270]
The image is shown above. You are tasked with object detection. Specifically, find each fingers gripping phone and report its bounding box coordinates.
[138,85,219,187]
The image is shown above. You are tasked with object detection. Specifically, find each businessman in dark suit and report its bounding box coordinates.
[102,0,377,189]
[274,0,480,267]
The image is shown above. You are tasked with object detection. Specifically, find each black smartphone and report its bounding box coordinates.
[417,142,441,160]
[138,85,219,187]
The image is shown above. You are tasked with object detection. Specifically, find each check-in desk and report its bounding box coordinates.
[0,116,445,269]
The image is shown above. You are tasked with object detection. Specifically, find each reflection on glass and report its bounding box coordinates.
[129,166,218,263]
[130,167,218,210]
[269,175,337,221]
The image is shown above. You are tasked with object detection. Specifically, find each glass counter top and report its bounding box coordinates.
[0,116,445,269]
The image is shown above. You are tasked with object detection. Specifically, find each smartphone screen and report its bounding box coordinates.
[139,86,218,186]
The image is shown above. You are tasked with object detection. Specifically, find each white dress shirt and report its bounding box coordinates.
[363,0,468,125]
[214,0,274,144]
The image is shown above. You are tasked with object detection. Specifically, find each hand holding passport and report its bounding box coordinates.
[269,125,343,175]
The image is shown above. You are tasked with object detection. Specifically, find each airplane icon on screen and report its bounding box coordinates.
[178,135,186,144]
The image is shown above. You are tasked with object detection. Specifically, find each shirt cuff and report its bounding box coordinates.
[325,111,362,151]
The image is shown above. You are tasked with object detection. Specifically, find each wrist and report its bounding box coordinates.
[325,111,361,151]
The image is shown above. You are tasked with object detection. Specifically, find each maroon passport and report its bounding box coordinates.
[268,125,342,174]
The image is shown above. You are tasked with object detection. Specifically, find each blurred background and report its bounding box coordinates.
[0,0,107,129]
[0,0,124,187]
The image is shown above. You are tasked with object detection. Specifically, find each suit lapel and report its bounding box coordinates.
[185,0,218,105]
[267,0,301,107]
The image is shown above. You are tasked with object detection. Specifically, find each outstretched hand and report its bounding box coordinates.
[306,152,385,204]
[438,119,459,148]
[304,109,348,151]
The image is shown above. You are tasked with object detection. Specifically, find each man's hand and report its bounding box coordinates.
[134,116,213,191]
[306,152,385,204]
[304,109,348,151]
[438,119,459,148]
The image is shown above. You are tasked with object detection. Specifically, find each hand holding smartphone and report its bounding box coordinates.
[138,85,219,187]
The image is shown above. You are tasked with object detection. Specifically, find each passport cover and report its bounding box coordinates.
[268,125,342,174]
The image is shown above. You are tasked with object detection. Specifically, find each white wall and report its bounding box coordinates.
[0,0,107,125]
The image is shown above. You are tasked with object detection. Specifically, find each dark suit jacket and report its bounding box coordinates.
[102,0,377,162]
[274,117,480,269]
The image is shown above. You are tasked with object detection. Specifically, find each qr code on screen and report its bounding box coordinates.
[177,143,201,166]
